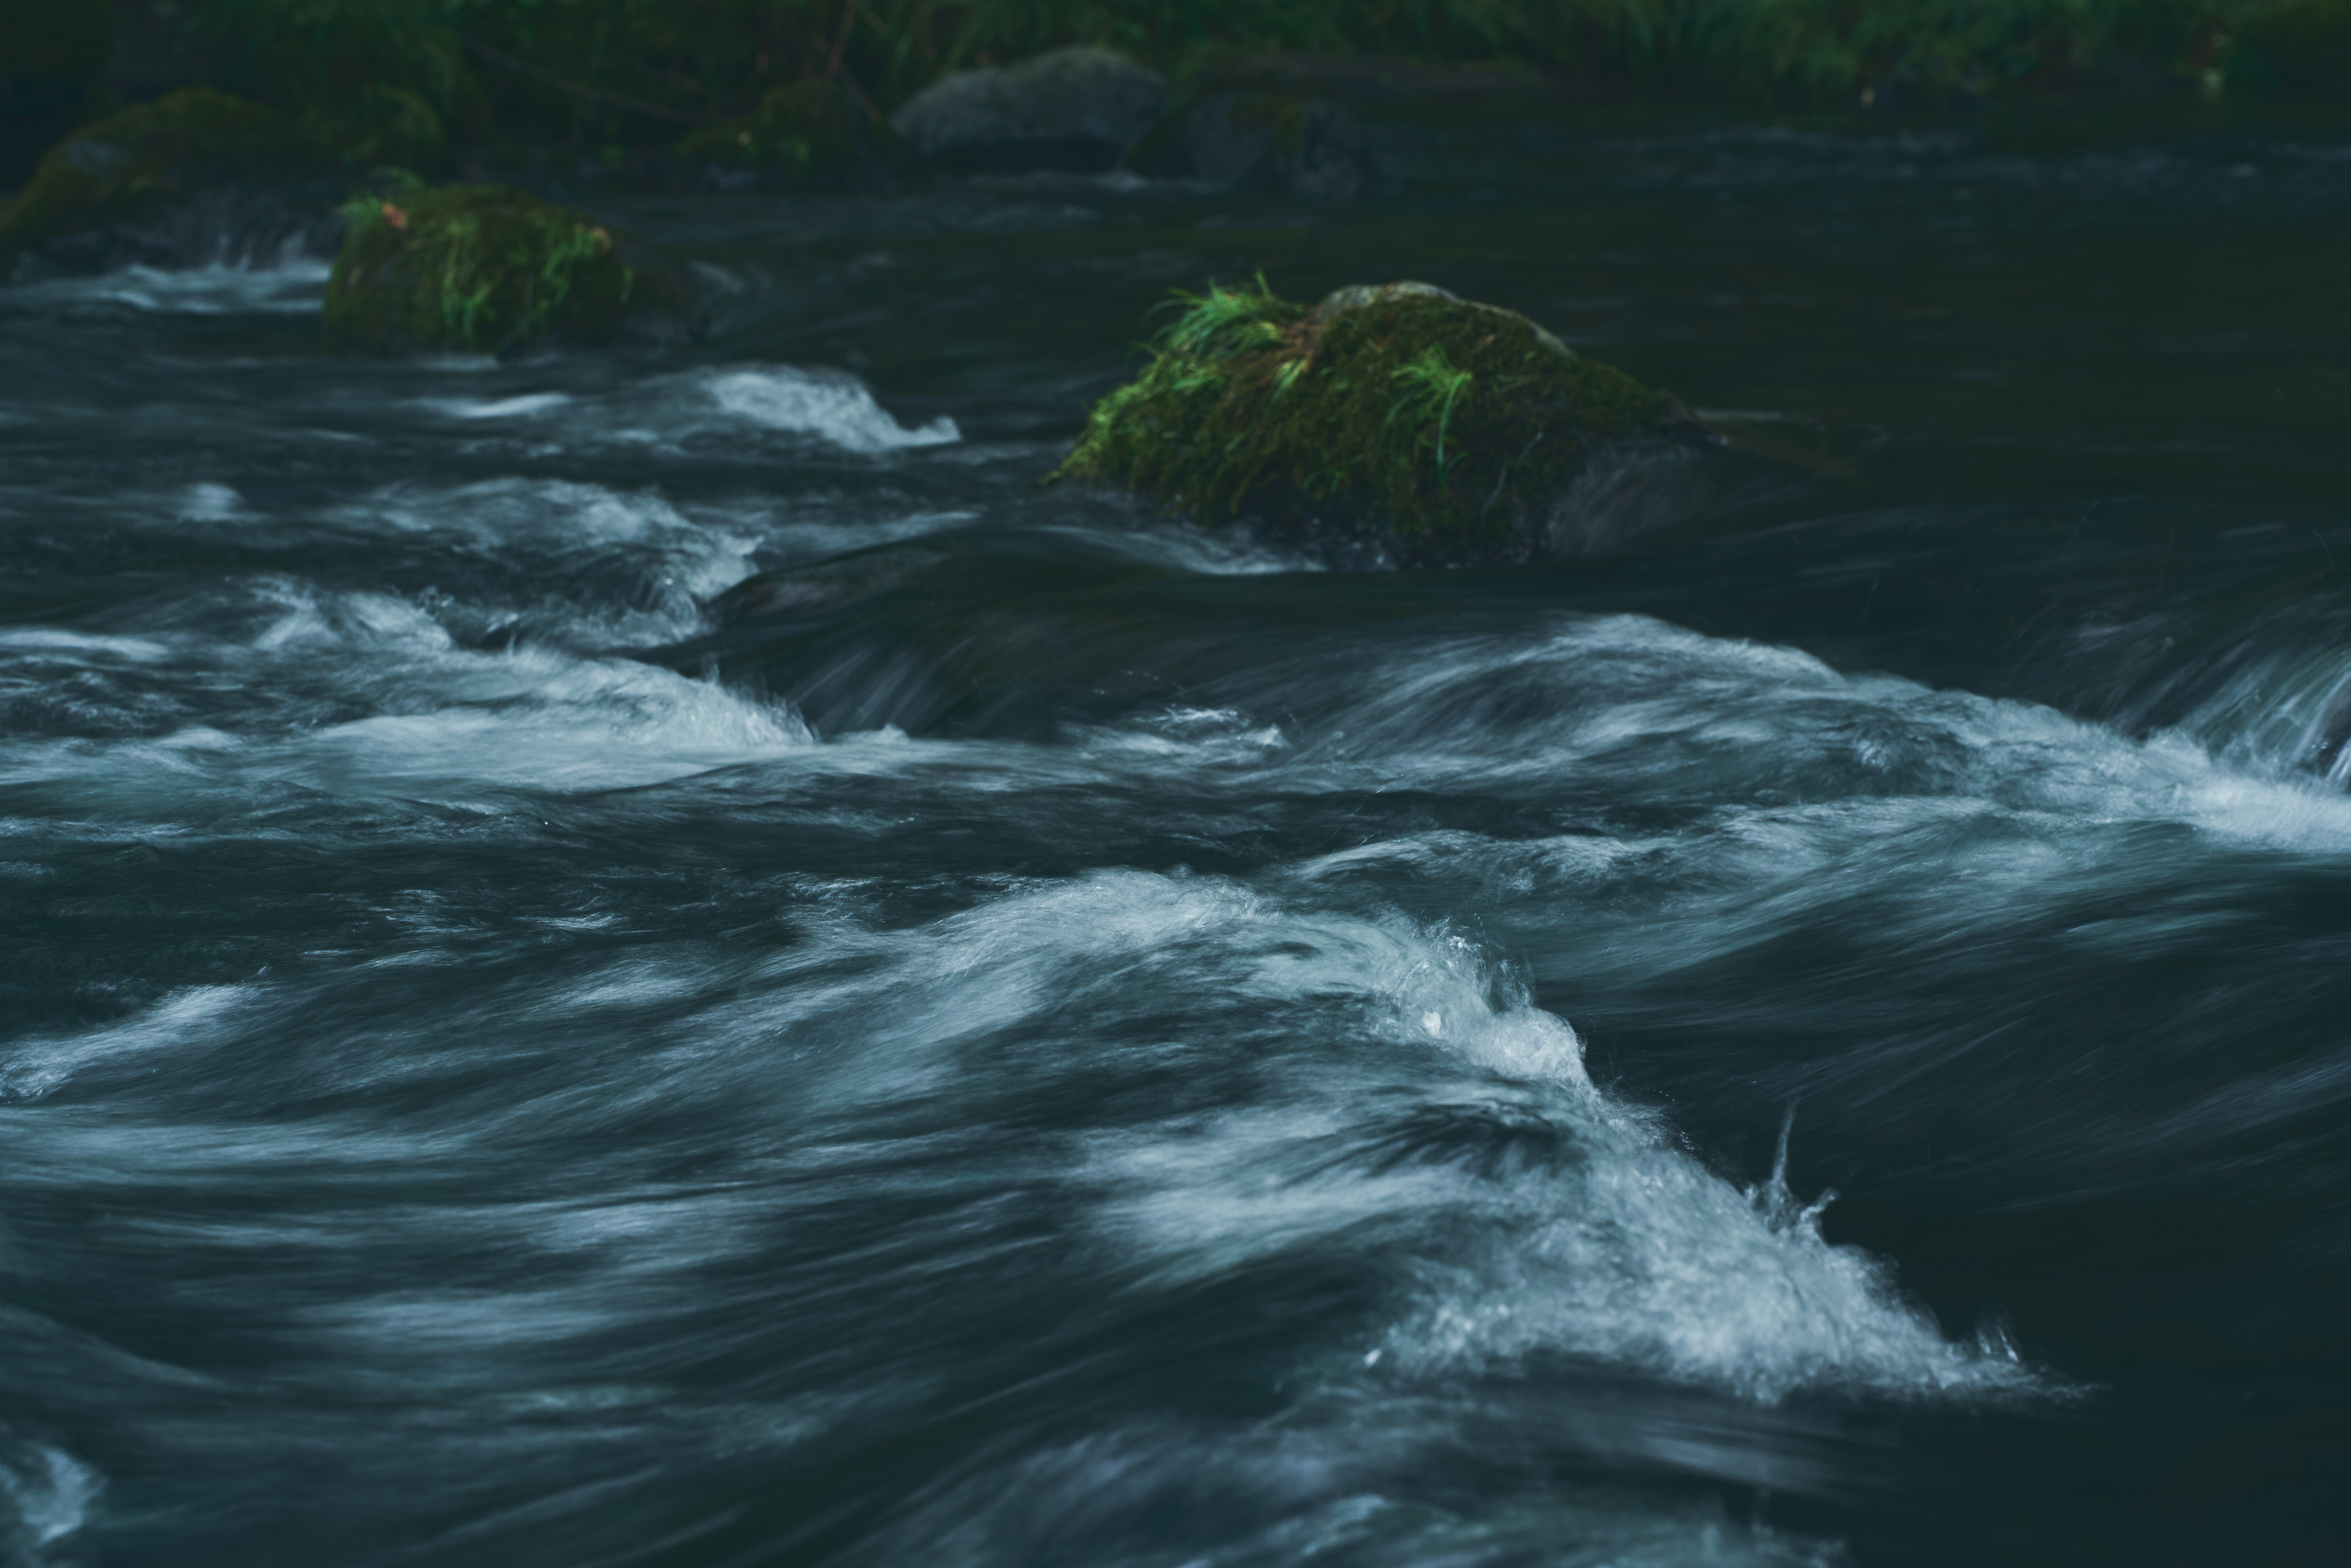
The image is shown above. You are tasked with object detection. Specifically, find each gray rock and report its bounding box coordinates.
[891,46,1168,175]
[1144,92,1385,199]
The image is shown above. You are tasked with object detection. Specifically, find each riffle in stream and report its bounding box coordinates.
[2,115,2349,1566]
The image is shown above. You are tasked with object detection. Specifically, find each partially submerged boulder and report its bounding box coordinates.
[891,46,1168,175]
[1137,91,1384,199]
[324,184,687,355]
[0,89,333,276]
[1053,281,1712,566]
[676,79,916,192]
[0,0,116,186]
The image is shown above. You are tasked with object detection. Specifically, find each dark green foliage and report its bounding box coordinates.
[323,181,677,354]
[192,1,851,145]
[1054,279,1697,559]
[0,0,116,93]
[104,0,2351,161]
[1687,0,2243,101]
[189,1,481,168]
[673,79,915,189]
[870,0,2339,106]
[0,89,319,269]
[0,0,119,186]
[2234,0,2351,97]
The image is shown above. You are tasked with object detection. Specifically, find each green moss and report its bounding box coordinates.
[323,182,678,355]
[0,89,321,269]
[1052,279,1699,559]
[674,79,914,189]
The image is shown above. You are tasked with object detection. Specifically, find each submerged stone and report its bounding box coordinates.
[0,89,334,276]
[891,46,1168,175]
[1052,280,1713,567]
[324,183,688,356]
[676,79,916,192]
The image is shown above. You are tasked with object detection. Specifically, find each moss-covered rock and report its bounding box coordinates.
[0,0,117,186]
[1053,280,1711,566]
[324,183,688,355]
[675,79,916,193]
[0,88,334,275]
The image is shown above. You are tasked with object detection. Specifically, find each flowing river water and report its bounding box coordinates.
[2,109,2349,1566]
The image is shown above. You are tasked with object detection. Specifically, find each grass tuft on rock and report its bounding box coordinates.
[1053,278,1703,561]
[324,183,676,355]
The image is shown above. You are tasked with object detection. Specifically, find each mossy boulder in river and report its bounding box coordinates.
[324,184,690,355]
[675,79,916,193]
[0,89,338,276]
[1053,281,1713,566]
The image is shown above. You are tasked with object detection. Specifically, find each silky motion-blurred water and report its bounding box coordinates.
[4,121,2351,1567]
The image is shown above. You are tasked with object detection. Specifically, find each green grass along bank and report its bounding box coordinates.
[57,1,2351,174]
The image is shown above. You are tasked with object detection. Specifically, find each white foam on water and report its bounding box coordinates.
[743,870,2034,1407]
[0,629,171,662]
[701,367,961,450]
[0,987,253,1102]
[410,365,958,454]
[235,588,812,793]
[2150,632,2351,789]
[176,481,246,521]
[1260,612,2351,855]
[0,578,812,798]
[430,392,578,420]
[280,655,813,793]
[1034,516,1310,576]
[713,504,984,568]
[1072,705,1293,768]
[0,1439,99,1552]
[14,258,330,316]
[347,477,764,609]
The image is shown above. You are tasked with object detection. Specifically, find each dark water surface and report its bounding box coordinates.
[4,112,2350,1566]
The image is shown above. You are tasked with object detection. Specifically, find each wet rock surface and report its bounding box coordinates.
[891,45,1168,175]
[0,88,335,276]
[1140,91,1386,198]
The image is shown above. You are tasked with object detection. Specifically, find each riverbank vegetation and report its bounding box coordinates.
[92,0,2351,164]
[7,1,2348,242]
